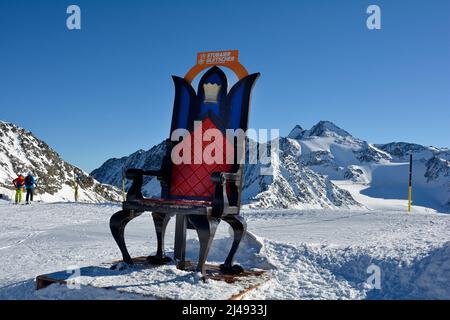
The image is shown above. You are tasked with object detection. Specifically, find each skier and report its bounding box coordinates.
[25,173,37,204]
[12,174,25,204]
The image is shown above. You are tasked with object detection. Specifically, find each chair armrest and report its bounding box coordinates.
[125,169,162,201]
[124,169,145,201]
[124,155,172,201]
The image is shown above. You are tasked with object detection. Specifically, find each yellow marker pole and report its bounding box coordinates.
[74,181,79,202]
[408,154,413,213]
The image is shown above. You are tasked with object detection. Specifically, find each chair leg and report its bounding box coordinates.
[220,215,247,274]
[110,209,142,265]
[189,215,220,281]
[147,212,173,265]
[174,214,187,269]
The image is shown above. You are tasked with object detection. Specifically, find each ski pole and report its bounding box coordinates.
[407,154,413,213]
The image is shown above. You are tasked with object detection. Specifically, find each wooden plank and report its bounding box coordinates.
[229,282,265,300]
[36,257,153,290]
[178,260,266,284]
[35,257,270,300]
[36,275,67,290]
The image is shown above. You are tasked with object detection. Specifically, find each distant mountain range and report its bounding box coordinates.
[0,121,121,202]
[91,120,450,212]
[2,118,447,211]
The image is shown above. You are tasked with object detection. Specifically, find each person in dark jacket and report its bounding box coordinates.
[12,174,25,204]
[24,173,37,204]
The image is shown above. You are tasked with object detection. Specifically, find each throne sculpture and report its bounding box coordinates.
[109,53,259,280]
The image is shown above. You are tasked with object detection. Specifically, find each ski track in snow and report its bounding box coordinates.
[0,201,449,299]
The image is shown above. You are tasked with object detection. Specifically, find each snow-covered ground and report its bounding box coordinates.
[0,201,449,300]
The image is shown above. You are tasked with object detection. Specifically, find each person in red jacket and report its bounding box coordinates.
[12,174,25,204]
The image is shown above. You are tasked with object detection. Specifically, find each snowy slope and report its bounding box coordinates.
[242,137,359,209]
[288,121,450,212]
[0,121,121,202]
[0,202,449,299]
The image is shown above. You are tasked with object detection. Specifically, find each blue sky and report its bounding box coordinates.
[1,0,449,171]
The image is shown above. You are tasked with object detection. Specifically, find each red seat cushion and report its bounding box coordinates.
[170,117,233,199]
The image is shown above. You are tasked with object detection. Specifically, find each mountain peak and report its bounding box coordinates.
[307,121,351,138]
[288,121,351,140]
[287,125,306,139]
